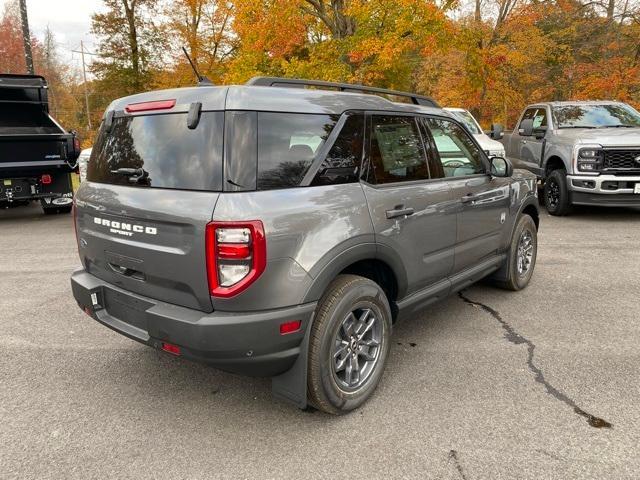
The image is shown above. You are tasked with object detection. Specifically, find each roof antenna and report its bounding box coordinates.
[182,47,213,86]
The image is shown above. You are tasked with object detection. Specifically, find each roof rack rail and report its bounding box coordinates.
[246,77,440,108]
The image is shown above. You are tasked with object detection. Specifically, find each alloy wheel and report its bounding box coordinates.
[546,179,560,209]
[331,307,383,391]
[517,229,534,276]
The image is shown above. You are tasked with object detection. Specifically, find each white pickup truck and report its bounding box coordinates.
[495,101,640,215]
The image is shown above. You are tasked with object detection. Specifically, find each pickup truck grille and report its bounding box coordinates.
[603,149,640,173]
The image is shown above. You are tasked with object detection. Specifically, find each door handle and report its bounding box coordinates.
[386,206,415,219]
[461,193,480,203]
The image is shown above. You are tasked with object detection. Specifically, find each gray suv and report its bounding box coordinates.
[71,77,540,414]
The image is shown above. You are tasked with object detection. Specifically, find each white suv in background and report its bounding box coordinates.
[445,107,505,158]
[77,148,92,183]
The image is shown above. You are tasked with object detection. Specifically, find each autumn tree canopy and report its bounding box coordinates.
[1,0,639,143]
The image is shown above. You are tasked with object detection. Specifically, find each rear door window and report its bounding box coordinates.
[367,115,430,184]
[87,112,224,191]
[256,113,338,190]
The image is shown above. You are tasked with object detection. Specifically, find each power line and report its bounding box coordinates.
[78,41,92,130]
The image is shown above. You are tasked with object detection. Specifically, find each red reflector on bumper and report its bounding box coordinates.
[162,342,181,355]
[279,320,301,335]
[41,174,52,185]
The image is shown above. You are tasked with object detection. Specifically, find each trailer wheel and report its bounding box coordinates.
[41,200,72,215]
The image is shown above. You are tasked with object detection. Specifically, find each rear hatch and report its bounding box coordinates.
[76,97,225,312]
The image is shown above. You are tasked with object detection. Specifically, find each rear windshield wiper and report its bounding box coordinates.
[558,126,597,129]
[110,167,149,184]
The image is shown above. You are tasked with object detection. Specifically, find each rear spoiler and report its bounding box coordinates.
[0,74,49,111]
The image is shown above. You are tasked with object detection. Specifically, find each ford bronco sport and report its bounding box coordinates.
[71,77,539,414]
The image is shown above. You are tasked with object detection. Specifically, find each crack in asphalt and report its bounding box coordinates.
[458,291,612,429]
[447,450,468,480]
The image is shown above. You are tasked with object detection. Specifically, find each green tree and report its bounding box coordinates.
[91,0,165,96]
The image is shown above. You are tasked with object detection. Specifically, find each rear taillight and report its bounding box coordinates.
[41,174,52,185]
[73,137,81,154]
[205,221,266,298]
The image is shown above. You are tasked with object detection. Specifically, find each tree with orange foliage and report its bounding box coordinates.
[156,0,234,88]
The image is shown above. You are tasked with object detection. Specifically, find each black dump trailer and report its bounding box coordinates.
[0,74,80,214]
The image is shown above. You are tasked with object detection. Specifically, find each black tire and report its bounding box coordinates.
[41,200,72,215]
[544,169,572,216]
[307,274,392,415]
[496,215,538,291]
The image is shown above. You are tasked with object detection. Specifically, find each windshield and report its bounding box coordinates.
[448,110,482,135]
[553,104,640,128]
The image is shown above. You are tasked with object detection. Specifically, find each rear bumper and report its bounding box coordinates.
[0,173,73,203]
[71,269,316,376]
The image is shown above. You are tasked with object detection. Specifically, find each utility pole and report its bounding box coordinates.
[18,0,34,74]
[80,41,92,130]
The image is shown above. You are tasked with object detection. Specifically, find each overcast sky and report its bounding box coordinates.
[0,0,104,71]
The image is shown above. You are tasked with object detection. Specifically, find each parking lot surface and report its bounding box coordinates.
[1,202,639,479]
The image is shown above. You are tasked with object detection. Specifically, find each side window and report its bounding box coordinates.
[532,109,548,128]
[312,113,364,186]
[519,108,537,130]
[368,115,429,184]
[256,113,339,190]
[424,118,486,178]
[519,108,547,131]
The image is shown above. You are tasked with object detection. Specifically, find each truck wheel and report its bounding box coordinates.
[307,274,392,415]
[496,214,538,291]
[41,200,72,215]
[544,169,572,216]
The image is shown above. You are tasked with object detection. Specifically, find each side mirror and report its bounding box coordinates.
[490,157,513,177]
[489,123,504,140]
[534,126,547,140]
[519,119,533,136]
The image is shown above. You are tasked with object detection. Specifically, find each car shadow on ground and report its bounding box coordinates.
[537,196,639,222]
[84,295,463,422]
[0,202,73,221]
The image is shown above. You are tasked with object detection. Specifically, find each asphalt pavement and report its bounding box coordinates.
[1,202,639,479]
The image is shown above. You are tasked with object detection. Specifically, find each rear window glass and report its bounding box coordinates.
[257,113,338,190]
[87,112,223,191]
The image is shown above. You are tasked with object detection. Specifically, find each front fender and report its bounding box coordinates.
[543,143,573,175]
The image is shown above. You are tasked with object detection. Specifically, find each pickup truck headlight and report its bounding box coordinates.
[576,146,603,173]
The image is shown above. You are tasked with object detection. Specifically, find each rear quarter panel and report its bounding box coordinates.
[211,183,375,312]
